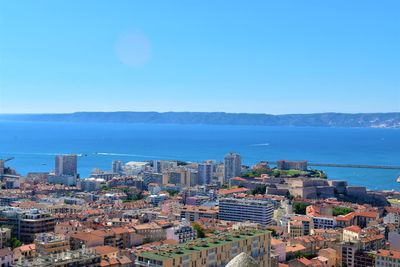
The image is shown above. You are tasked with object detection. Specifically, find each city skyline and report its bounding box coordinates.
[0,1,399,266]
[1,0,399,114]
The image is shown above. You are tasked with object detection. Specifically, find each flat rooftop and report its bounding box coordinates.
[138,229,270,261]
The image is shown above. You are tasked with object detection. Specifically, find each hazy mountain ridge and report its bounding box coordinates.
[0,112,399,128]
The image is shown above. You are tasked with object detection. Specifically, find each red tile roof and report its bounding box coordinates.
[376,249,400,259]
[218,187,249,195]
[344,225,362,233]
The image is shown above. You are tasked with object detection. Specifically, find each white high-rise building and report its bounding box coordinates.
[152,160,177,173]
[224,152,241,182]
[198,162,213,185]
[112,160,123,174]
[55,155,78,177]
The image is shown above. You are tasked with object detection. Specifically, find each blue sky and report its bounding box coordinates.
[0,0,399,114]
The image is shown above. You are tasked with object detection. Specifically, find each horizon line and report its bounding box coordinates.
[0,111,399,116]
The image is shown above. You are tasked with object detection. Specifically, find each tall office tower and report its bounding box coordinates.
[55,154,78,176]
[153,160,162,173]
[112,160,123,174]
[224,152,241,182]
[198,162,213,185]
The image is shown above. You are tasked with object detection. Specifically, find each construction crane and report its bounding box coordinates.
[0,157,15,163]
[2,157,15,162]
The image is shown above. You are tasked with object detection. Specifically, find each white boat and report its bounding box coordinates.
[397,176,400,183]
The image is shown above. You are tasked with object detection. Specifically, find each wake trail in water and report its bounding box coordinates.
[95,152,156,158]
[249,143,270,146]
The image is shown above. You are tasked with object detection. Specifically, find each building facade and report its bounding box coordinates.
[0,208,55,243]
[166,222,197,244]
[55,154,78,176]
[198,163,213,185]
[219,198,274,226]
[136,229,272,267]
[34,233,69,255]
[375,249,400,267]
[277,160,307,171]
[224,152,241,182]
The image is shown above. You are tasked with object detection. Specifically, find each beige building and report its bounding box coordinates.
[93,245,119,259]
[285,244,306,261]
[34,233,69,255]
[13,244,37,260]
[92,227,138,248]
[133,222,165,243]
[69,232,104,250]
[180,205,219,221]
[136,229,272,267]
[375,249,400,267]
[340,241,359,267]
[342,225,361,242]
[318,248,337,267]
[54,220,85,235]
[0,228,11,249]
[13,247,101,267]
[288,221,304,239]
[288,216,313,238]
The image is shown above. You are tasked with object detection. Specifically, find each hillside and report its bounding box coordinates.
[0,112,399,128]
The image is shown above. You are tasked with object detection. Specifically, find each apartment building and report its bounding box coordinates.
[288,216,313,238]
[69,232,104,250]
[13,248,101,267]
[133,223,165,243]
[341,241,359,267]
[312,215,336,229]
[0,228,11,249]
[135,229,272,267]
[375,249,400,267]
[354,251,376,267]
[224,152,241,182]
[92,227,138,248]
[0,248,12,267]
[0,208,55,243]
[34,232,69,255]
[55,154,78,176]
[180,205,219,221]
[166,221,197,244]
[219,198,274,226]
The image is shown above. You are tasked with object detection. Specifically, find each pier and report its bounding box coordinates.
[269,162,400,170]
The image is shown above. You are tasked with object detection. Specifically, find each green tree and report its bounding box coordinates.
[192,222,206,238]
[10,237,22,249]
[251,185,267,195]
[286,192,295,200]
[123,191,144,202]
[267,228,278,237]
[166,189,179,196]
[333,207,353,216]
[101,185,109,191]
[293,202,310,215]
[221,184,229,189]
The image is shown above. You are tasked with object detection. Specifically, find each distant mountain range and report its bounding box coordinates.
[0,112,399,128]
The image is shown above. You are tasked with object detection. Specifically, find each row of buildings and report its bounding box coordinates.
[0,154,399,266]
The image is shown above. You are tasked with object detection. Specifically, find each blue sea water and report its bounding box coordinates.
[0,121,399,191]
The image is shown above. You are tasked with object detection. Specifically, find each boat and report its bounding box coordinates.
[397,176,400,183]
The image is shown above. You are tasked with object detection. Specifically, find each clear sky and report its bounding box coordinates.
[0,0,399,114]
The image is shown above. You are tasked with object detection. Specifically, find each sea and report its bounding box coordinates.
[0,121,399,191]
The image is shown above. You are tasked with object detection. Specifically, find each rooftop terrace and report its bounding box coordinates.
[138,229,270,261]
